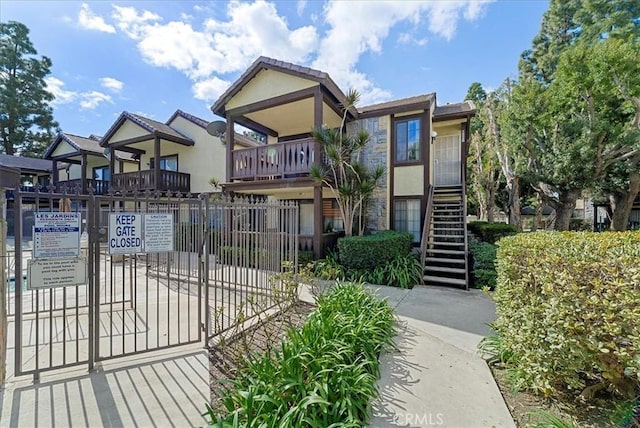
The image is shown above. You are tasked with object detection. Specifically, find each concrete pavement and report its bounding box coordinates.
[367,285,515,428]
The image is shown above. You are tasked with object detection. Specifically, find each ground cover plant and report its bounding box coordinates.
[313,251,421,289]
[205,282,395,427]
[483,231,640,426]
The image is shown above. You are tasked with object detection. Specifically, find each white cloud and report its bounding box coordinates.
[296,0,307,16]
[192,77,231,102]
[93,1,491,107]
[398,32,428,46]
[313,0,493,105]
[78,3,115,33]
[46,77,113,110]
[100,77,124,92]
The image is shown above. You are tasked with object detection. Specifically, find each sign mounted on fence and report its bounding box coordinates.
[27,257,87,289]
[108,212,174,254]
[33,212,81,259]
[108,213,143,254]
[143,214,174,253]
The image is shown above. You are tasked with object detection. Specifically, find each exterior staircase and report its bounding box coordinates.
[420,184,468,289]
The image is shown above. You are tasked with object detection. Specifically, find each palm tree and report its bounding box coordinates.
[310,89,385,236]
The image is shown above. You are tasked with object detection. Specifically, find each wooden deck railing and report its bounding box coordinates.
[112,170,190,193]
[231,138,316,180]
[55,179,110,195]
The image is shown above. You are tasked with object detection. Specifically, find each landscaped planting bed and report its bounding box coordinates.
[486,231,640,426]
[206,282,395,427]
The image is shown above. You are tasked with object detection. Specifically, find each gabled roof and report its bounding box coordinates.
[44,132,135,161]
[0,153,53,174]
[358,93,436,117]
[100,111,195,147]
[433,101,476,119]
[211,56,352,117]
[166,109,210,129]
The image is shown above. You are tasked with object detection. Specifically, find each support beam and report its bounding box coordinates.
[313,185,323,259]
[154,136,161,191]
[109,147,115,189]
[52,160,59,185]
[226,116,235,183]
[81,152,88,194]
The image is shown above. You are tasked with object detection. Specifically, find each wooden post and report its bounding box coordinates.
[52,160,59,187]
[81,152,88,194]
[226,116,234,182]
[154,136,161,191]
[109,146,115,189]
[312,88,324,259]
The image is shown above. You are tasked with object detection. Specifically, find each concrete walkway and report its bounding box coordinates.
[367,285,515,428]
[1,284,514,428]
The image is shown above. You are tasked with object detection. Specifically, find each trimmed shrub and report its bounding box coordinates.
[337,230,412,270]
[467,221,518,243]
[298,250,314,267]
[494,231,640,399]
[469,241,497,289]
[208,282,395,426]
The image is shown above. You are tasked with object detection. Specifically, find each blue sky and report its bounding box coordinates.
[2,0,549,138]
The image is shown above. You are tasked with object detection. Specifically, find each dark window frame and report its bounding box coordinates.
[93,165,110,181]
[150,154,179,171]
[392,114,423,165]
[393,196,422,244]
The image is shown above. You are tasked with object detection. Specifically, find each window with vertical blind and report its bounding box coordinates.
[394,199,421,243]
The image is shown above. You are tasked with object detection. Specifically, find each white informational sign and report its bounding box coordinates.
[27,257,87,289]
[33,212,81,259]
[108,213,143,254]
[143,213,174,253]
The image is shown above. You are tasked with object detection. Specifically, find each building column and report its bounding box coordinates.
[226,116,234,183]
[52,160,59,187]
[81,152,88,194]
[313,185,323,259]
[154,135,161,191]
[313,87,324,259]
[108,147,115,189]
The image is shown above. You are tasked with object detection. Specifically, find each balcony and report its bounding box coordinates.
[231,138,317,181]
[112,169,190,193]
[56,179,110,195]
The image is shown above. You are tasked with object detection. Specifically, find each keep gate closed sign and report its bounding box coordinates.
[108,213,143,254]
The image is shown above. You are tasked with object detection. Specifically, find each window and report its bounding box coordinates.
[150,154,178,171]
[395,118,421,162]
[394,199,421,242]
[93,166,109,181]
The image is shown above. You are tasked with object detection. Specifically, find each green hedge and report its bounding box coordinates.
[467,221,518,243]
[209,282,395,426]
[494,231,640,399]
[469,242,497,289]
[337,230,412,270]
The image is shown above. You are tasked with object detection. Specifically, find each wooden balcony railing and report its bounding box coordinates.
[56,179,110,195]
[231,138,317,181]
[112,169,190,193]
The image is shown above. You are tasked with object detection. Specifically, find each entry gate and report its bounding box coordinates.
[8,189,298,380]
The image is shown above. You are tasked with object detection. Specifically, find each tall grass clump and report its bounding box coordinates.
[206,282,395,426]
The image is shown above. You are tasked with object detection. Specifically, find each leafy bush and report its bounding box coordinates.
[314,253,421,288]
[494,231,640,400]
[467,221,518,243]
[298,250,314,268]
[337,230,412,270]
[219,246,268,268]
[469,242,497,289]
[207,282,395,426]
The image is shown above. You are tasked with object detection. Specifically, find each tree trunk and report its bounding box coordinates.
[506,176,521,230]
[532,193,544,232]
[487,185,496,223]
[553,189,581,231]
[610,172,640,231]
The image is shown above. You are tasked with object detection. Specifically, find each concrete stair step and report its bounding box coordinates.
[423,275,467,286]
[424,257,466,264]
[425,248,466,255]
[425,266,467,274]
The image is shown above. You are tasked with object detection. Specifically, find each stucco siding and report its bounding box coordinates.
[109,120,148,143]
[393,165,424,196]
[226,69,318,110]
